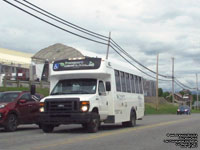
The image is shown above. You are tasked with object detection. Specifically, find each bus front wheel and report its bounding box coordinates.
[87,113,100,133]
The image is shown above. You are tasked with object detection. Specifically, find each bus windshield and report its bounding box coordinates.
[51,79,97,95]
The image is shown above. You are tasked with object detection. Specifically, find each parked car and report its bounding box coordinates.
[0,91,43,131]
[177,105,191,115]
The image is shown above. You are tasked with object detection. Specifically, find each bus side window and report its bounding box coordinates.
[139,77,143,94]
[98,81,106,96]
[130,74,136,93]
[126,73,131,93]
[115,70,121,92]
[120,71,126,92]
[135,76,140,94]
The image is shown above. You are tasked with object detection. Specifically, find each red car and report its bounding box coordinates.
[0,91,43,132]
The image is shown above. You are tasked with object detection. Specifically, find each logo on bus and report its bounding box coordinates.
[53,63,59,70]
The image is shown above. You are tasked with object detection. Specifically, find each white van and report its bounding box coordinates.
[39,57,144,133]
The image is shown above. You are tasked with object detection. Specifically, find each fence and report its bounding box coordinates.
[1,79,50,89]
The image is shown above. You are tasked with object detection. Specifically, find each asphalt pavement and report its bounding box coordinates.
[0,114,199,150]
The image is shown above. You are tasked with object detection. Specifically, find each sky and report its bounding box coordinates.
[0,0,200,91]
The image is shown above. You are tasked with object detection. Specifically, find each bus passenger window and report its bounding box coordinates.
[98,81,106,96]
[130,75,136,93]
[126,73,131,93]
[120,72,126,92]
[135,76,140,94]
[115,70,121,92]
[139,77,143,94]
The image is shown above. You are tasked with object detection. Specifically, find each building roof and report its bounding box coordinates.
[0,48,33,68]
[32,43,84,63]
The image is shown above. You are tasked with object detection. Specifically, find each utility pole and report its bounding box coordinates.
[172,57,175,104]
[196,73,199,110]
[106,32,111,59]
[156,54,159,110]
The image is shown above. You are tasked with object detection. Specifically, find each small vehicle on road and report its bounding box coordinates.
[177,105,191,115]
[0,91,43,131]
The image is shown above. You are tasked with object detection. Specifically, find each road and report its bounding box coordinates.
[0,114,199,150]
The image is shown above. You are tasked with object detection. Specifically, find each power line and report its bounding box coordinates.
[110,39,172,79]
[174,80,189,90]
[3,0,108,46]
[6,0,172,80]
[23,0,108,39]
[175,78,196,90]
[14,0,109,42]
[18,0,172,80]
[110,45,171,81]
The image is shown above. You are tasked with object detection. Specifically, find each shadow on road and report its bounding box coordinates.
[53,124,142,134]
[0,124,143,134]
[0,126,40,133]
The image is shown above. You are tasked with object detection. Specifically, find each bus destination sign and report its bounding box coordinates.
[53,58,101,71]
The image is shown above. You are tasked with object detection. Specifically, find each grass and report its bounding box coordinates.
[145,103,178,115]
[145,103,200,115]
[191,109,200,113]
[0,87,49,96]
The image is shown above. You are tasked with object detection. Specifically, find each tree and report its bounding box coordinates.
[158,88,163,97]
[163,91,170,99]
[179,91,184,97]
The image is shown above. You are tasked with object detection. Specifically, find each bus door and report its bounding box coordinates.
[97,80,108,119]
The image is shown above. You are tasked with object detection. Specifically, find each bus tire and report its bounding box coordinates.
[87,113,100,133]
[122,111,136,127]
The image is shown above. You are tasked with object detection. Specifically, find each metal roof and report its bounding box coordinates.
[32,43,84,63]
[0,48,33,68]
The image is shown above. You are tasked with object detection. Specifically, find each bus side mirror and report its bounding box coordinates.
[106,82,111,91]
[31,84,36,95]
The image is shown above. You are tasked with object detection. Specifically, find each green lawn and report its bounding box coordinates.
[0,87,49,96]
[191,109,200,113]
[145,103,200,115]
[145,103,178,115]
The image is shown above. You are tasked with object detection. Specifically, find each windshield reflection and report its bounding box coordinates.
[51,79,97,95]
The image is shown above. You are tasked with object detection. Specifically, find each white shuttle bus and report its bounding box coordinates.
[39,57,144,133]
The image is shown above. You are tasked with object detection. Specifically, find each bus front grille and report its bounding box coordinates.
[45,98,80,113]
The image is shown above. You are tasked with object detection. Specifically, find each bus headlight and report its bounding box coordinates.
[80,101,89,112]
[81,105,89,112]
[39,102,45,112]
[40,107,45,112]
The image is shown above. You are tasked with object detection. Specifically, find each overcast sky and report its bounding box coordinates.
[0,0,200,91]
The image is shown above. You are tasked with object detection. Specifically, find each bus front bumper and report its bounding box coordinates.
[39,112,97,125]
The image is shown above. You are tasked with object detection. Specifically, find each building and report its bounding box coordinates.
[0,48,33,86]
[174,92,192,106]
[31,43,84,81]
[143,79,156,96]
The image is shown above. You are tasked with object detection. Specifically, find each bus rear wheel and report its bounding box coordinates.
[122,111,136,127]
